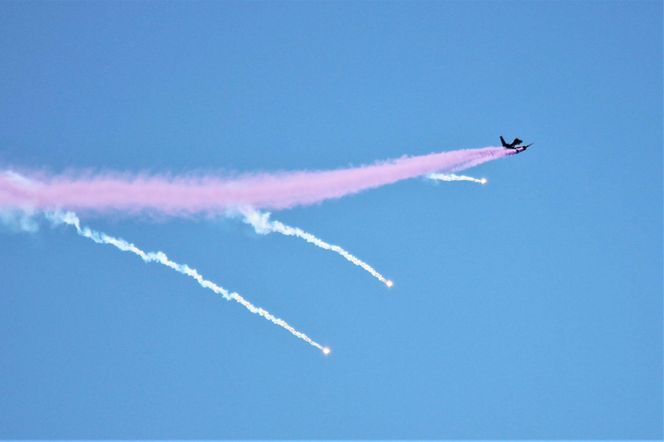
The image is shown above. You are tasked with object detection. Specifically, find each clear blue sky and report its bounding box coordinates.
[0,1,661,438]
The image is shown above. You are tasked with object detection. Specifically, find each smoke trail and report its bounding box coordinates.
[46,211,330,355]
[241,209,393,288]
[0,208,39,232]
[427,173,487,185]
[1,146,509,215]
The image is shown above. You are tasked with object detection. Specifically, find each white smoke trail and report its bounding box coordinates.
[427,173,487,185]
[0,208,39,233]
[46,211,330,355]
[0,172,40,232]
[241,209,393,288]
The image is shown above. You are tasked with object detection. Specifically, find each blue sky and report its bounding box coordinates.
[0,1,661,438]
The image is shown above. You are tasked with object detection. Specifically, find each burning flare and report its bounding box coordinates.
[46,211,329,354]
[241,208,393,288]
[427,173,487,185]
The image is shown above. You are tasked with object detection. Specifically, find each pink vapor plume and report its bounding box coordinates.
[0,147,510,215]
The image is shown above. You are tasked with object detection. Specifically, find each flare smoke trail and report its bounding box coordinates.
[1,147,509,215]
[46,211,330,355]
[242,209,393,288]
[427,173,487,185]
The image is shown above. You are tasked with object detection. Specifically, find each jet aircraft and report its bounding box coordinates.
[500,135,532,153]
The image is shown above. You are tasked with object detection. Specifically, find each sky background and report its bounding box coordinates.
[0,1,661,439]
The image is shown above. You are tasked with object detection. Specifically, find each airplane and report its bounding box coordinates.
[500,135,532,153]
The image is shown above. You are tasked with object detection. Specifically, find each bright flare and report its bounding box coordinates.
[46,211,329,354]
[427,173,488,185]
[242,209,393,288]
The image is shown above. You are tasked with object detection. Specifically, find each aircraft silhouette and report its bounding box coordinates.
[500,135,532,153]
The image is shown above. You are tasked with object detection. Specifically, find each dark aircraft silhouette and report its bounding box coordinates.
[500,135,532,153]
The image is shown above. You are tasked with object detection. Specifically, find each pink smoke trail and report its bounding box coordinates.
[0,147,510,215]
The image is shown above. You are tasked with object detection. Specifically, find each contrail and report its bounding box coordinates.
[1,147,509,215]
[427,173,487,185]
[241,209,393,288]
[46,211,331,355]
